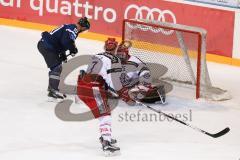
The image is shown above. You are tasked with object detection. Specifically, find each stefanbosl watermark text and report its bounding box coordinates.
[118,109,192,122]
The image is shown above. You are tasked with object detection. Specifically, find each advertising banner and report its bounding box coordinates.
[186,0,240,8]
[0,0,235,57]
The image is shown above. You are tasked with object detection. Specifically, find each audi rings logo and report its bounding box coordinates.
[124,4,177,35]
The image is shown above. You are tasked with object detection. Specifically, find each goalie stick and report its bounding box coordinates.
[135,101,230,138]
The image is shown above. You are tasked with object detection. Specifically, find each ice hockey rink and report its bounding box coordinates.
[0,25,240,160]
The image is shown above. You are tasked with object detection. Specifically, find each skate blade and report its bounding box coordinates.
[103,150,120,157]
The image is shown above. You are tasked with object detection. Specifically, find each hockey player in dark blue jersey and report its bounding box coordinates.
[37,17,90,100]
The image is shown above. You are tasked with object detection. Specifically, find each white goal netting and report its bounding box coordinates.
[123,19,231,100]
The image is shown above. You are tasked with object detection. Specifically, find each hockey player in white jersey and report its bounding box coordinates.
[76,38,135,156]
[116,40,166,104]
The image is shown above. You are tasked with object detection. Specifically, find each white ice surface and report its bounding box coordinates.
[0,26,239,160]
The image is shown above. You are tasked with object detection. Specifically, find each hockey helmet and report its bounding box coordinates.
[116,40,132,62]
[104,38,118,52]
[78,17,90,30]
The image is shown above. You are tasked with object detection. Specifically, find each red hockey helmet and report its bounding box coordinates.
[116,40,132,62]
[104,38,118,52]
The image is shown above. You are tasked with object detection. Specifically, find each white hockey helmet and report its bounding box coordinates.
[116,40,132,62]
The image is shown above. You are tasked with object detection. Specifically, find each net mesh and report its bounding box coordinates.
[123,19,230,100]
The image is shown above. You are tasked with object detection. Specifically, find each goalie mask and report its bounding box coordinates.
[104,38,118,52]
[116,40,132,63]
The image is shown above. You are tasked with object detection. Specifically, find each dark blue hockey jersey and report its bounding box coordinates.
[41,24,79,54]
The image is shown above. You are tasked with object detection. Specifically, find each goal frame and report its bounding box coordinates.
[122,19,204,99]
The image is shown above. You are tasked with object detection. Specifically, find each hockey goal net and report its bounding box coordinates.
[122,19,230,100]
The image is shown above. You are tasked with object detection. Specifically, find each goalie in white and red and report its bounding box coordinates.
[116,40,166,105]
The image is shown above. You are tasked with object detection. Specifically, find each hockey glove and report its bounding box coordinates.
[70,47,78,57]
[59,53,67,63]
[70,41,78,57]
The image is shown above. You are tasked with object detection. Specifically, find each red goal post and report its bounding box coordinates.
[122,19,230,100]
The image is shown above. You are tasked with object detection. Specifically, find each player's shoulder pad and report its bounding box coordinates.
[65,24,78,40]
[126,56,140,67]
[126,55,147,68]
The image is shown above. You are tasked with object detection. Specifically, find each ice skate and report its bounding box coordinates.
[101,139,120,156]
[99,136,117,145]
[47,89,66,102]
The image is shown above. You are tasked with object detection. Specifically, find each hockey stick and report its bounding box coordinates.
[108,86,230,138]
[135,101,230,138]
